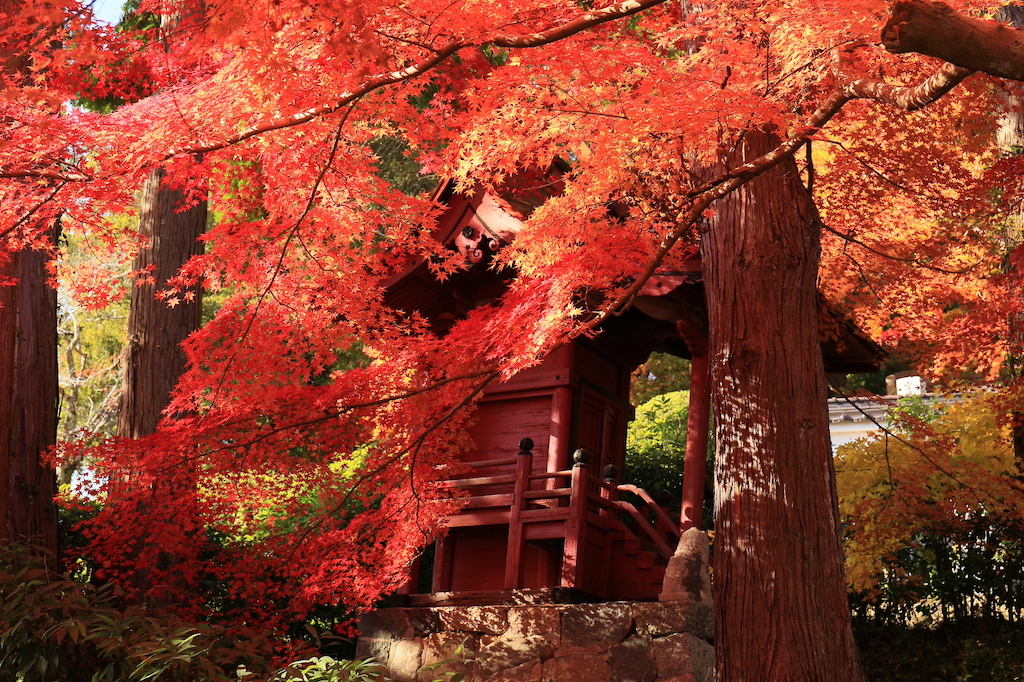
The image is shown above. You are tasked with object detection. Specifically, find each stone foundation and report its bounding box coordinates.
[358,529,715,682]
[356,599,713,682]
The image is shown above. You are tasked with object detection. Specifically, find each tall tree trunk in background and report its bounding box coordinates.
[0,224,60,557]
[117,168,205,440]
[116,168,205,603]
[0,0,59,558]
[114,0,208,601]
[993,6,1024,466]
[702,129,865,681]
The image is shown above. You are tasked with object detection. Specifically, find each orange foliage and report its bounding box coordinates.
[0,0,1021,630]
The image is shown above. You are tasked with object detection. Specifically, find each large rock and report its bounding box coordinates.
[487,658,543,682]
[359,598,717,682]
[505,606,561,642]
[652,633,714,682]
[418,632,480,682]
[659,528,712,605]
[560,603,633,651]
[354,634,392,663]
[437,605,510,635]
[541,653,611,681]
[389,638,425,682]
[609,634,656,682]
[359,607,442,640]
[479,634,556,674]
[633,600,714,643]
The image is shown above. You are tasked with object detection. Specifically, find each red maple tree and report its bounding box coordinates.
[3,0,1024,679]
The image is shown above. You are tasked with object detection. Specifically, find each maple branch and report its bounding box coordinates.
[827,386,979,501]
[0,167,89,181]
[490,0,668,48]
[818,220,984,275]
[168,45,462,157]
[843,61,972,112]
[839,245,885,304]
[0,180,67,243]
[280,370,498,562]
[133,368,506,483]
[168,0,670,158]
[825,138,920,196]
[883,0,1024,81]
[582,61,973,332]
[200,109,353,415]
[699,64,971,195]
[373,30,443,53]
[517,105,630,119]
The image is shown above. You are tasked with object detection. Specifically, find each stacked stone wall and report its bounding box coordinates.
[356,599,713,682]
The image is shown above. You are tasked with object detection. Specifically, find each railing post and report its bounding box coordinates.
[504,437,533,590]
[598,463,619,598]
[562,447,588,589]
[656,489,675,539]
[600,464,618,519]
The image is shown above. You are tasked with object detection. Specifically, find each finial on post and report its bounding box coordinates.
[573,448,589,467]
[601,464,618,482]
[519,437,534,453]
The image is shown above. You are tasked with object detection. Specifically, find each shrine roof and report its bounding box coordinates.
[383,166,885,374]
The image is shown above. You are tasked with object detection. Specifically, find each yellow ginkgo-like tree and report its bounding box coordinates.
[837,392,1024,624]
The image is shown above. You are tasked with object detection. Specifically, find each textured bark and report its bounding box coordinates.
[843,61,971,112]
[0,0,59,556]
[117,168,205,439]
[883,0,1024,81]
[702,130,864,682]
[993,6,1024,468]
[0,225,60,555]
[116,168,205,602]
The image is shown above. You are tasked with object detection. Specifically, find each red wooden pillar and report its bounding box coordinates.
[679,316,711,530]
[504,437,534,589]
[561,448,589,588]
[432,535,453,593]
[548,386,573,483]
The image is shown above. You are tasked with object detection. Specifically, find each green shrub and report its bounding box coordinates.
[271,656,388,681]
[625,390,690,497]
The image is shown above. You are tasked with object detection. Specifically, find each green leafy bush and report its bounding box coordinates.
[271,656,388,681]
[625,390,690,497]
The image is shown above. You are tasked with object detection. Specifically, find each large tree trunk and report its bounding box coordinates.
[990,6,1024,466]
[702,129,865,681]
[115,167,204,603]
[0,0,59,555]
[883,0,1024,81]
[117,168,205,439]
[0,224,60,556]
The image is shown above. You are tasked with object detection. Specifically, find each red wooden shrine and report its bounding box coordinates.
[384,167,883,603]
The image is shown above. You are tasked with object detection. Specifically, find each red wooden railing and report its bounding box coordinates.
[440,437,681,596]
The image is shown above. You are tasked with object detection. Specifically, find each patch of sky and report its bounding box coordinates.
[89,0,124,25]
